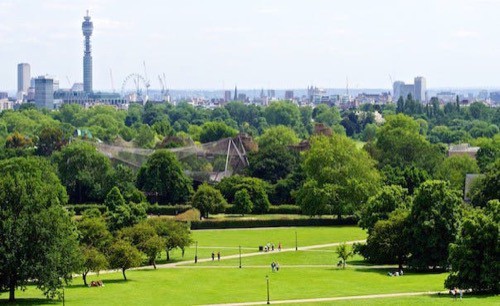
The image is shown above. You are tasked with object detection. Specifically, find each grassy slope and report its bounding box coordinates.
[3,226,498,305]
[163,226,366,262]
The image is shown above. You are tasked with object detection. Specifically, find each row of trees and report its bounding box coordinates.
[356,173,499,293]
[0,157,192,301]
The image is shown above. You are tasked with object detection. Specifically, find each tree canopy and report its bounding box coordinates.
[136,149,193,204]
[0,157,80,301]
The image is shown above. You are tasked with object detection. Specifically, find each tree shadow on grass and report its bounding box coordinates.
[66,278,130,289]
[352,267,447,276]
[428,292,498,301]
[0,298,58,305]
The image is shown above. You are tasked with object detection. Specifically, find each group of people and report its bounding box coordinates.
[263,242,282,252]
[211,251,221,261]
[271,262,280,272]
[450,287,463,300]
[387,269,404,277]
[89,280,104,287]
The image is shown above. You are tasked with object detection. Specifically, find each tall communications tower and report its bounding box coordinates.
[82,10,93,93]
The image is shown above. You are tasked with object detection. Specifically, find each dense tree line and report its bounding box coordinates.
[0,99,498,298]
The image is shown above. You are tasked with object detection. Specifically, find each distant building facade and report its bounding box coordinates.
[34,76,54,110]
[224,90,232,102]
[17,63,31,95]
[414,76,426,102]
[393,76,426,102]
[285,90,294,100]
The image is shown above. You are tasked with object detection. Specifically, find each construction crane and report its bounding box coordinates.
[66,76,72,88]
[158,73,168,100]
[109,68,115,93]
[142,61,151,97]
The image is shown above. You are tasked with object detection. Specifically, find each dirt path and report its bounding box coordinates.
[199,291,448,306]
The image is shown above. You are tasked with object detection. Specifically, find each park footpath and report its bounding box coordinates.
[156,240,367,269]
[199,291,449,306]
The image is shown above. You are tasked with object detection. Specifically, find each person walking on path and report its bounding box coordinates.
[217,251,220,261]
[212,252,215,261]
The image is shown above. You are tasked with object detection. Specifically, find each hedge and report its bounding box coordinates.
[67,203,193,216]
[225,204,301,215]
[189,216,357,229]
[147,204,193,215]
[66,204,107,215]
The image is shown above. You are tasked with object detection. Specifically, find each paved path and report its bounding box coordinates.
[154,240,366,269]
[199,291,448,306]
[90,240,366,275]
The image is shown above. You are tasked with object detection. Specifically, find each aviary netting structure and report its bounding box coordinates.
[96,134,257,182]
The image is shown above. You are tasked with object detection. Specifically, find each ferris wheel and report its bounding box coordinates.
[121,73,150,103]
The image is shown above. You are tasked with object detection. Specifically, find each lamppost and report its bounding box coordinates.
[239,245,242,268]
[195,241,198,263]
[62,286,65,306]
[266,275,270,304]
[295,230,298,251]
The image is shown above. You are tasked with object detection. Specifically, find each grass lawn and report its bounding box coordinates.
[189,249,368,267]
[311,294,500,305]
[8,266,450,305]
[161,226,366,263]
[3,226,497,305]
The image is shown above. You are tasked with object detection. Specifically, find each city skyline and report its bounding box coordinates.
[1,0,500,91]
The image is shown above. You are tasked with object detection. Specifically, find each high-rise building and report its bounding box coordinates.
[82,11,94,93]
[17,63,30,94]
[414,76,426,102]
[285,90,294,100]
[267,89,275,99]
[224,90,232,102]
[34,76,54,110]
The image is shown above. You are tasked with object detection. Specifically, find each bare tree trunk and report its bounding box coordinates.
[153,260,156,269]
[166,249,170,261]
[122,268,127,281]
[9,275,16,302]
[83,271,88,286]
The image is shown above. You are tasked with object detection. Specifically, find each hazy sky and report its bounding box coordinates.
[1,0,500,91]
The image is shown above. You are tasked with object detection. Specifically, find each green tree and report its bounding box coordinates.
[108,240,143,280]
[375,114,444,174]
[191,183,227,218]
[110,164,146,203]
[199,121,238,143]
[147,218,193,261]
[80,247,108,286]
[435,155,480,191]
[36,125,66,156]
[359,185,408,233]
[77,212,113,252]
[336,242,353,269]
[257,125,299,149]
[469,159,500,207]
[445,203,499,293]
[136,150,193,204]
[134,124,156,148]
[104,186,126,210]
[118,222,165,269]
[54,141,112,203]
[217,176,271,213]
[298,135,381,219]
[407,180,461,270]
[264,101,304,135]
[0,157,80,301]
[234,189,253,216]
[358,208,410,269]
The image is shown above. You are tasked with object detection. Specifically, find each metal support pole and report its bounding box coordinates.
[62,286,65,306]
[239,245,242,268]
[195,241,198,263]
[295,230,298,251]
[266,275,270,304]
